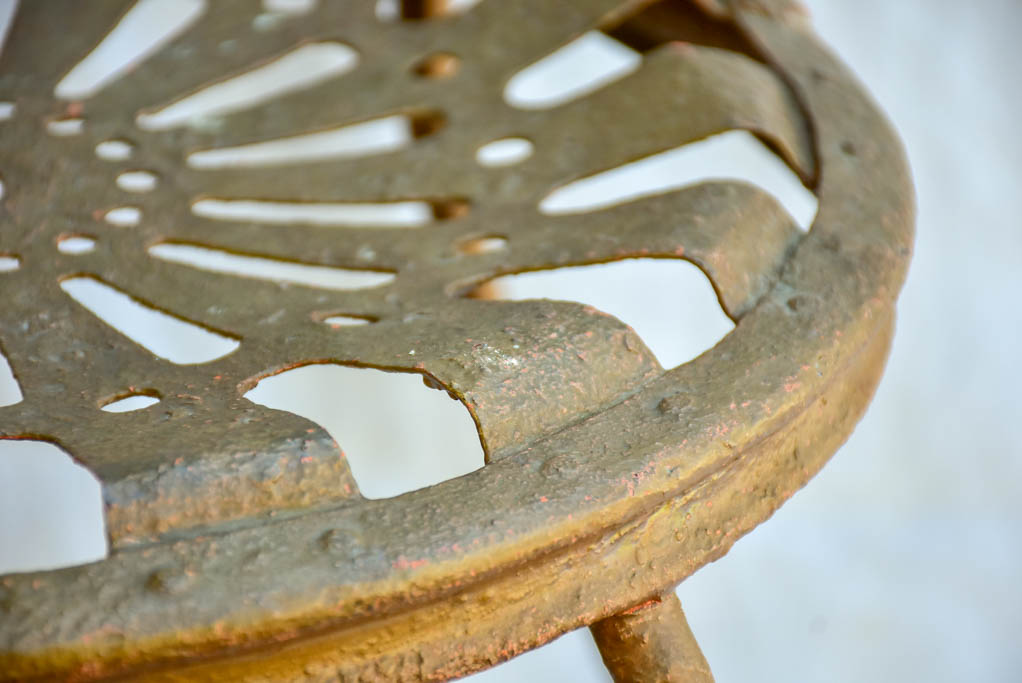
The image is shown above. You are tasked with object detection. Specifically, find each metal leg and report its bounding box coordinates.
[590,592,714,682]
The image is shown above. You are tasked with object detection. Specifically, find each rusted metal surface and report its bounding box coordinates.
[591,593,714,682]
[0,0,913,680]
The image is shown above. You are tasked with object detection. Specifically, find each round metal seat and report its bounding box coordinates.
[0,0,913,679]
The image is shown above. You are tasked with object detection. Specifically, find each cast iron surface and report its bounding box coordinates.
[0,0,913,679]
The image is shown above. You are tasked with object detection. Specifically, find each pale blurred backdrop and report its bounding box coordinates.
[1,1,1020,681]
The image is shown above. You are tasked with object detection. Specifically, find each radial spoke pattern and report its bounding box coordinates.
[0,2,920,681]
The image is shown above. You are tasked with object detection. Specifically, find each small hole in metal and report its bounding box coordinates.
[116,170,158,192]
[101,392,161,413]
[322,315,373,328]
[46,118,84,136]
[263,0,317,13]
[96,139,134,161]
[105,207,142,227]
[374,0,399,20]
[57,236,97,254]
[476,137,534,167]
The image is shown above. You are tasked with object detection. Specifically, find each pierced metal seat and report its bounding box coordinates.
[0,0,912,680]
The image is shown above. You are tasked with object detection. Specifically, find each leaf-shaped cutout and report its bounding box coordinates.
[187,113,441,168]
[486,259,734,369]
[191,198,435,228]
[245,364,484,499]
[137,42,359,130]
[55,0,206,100]
[149,243,395,290]
[0,346,22,407]
[60,275,240,364]
[504,31,641,109]
[0,439,107,573]
[539,130,817,230]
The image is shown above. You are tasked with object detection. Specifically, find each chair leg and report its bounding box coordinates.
[590,592,714,682]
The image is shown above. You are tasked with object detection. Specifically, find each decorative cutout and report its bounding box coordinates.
[244,364,484,499]
[187,113,442,168]
[504,31,641,109]
[191,198,435,228]
[263,0,317,14]
[101,391,161,413]
[488,259,734,369]
[0,440,108,573]
[475,137,533,167]
[0,102,11,120]
[95,139,134,161]
[56,235,97,254]
[116,170,158,193]
[149,243,396,291]
[0,0,13,54]
[322,315,373,328]
[104,206,142,227]
[251,13,288,32]
[603,0,764,60]
[374,0,400,22]
[0,2,912,679]
[55,0,206,100]
[60,275,240,364]
[0,347,22,407]
[46,118,84,136]
[137,42,359,130]
[0,255,18,272]
[444,0,484,16]
[539,130,818,230]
